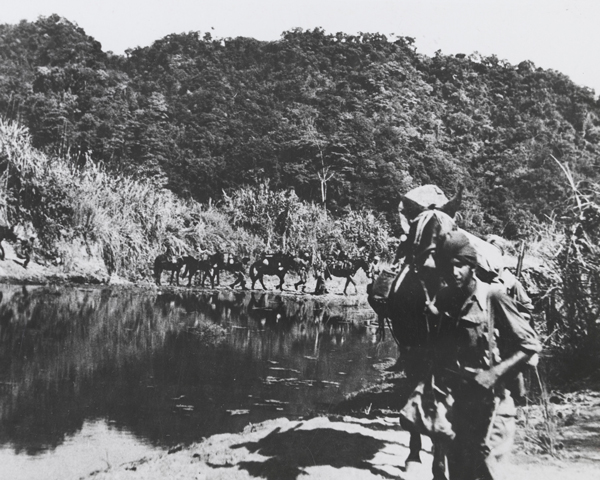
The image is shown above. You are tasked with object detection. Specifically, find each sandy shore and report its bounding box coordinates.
[85,405,599,480]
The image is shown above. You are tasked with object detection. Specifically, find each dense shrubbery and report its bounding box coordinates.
[524,160,600,378]
[220,181,394,260]
[0,120,392,278]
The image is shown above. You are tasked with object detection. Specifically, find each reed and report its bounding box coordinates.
[521,367,561,457]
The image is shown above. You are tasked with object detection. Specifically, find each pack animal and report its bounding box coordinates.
[378,189,462,480]
[209,252,248,286]
[249,252,297,290]
[180,255,216,288]
[153,251,184,286]
[323,257,370,295]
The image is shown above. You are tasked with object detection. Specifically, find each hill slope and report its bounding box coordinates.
[1,16,600,236]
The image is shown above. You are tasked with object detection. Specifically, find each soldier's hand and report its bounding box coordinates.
[424,301,439,316]
[474,369,498,390]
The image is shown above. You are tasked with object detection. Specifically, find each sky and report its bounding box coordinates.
[3,0,600,94]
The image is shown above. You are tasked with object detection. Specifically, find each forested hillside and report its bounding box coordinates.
[2,15,600,238]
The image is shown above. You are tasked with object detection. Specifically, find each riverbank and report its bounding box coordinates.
[0,242,373,300]
[0,241,114,286]
[1,247,599,480]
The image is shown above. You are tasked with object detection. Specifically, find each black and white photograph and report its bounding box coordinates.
[0,1,599,479]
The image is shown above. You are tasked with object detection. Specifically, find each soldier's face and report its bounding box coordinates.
[451,259,474,288]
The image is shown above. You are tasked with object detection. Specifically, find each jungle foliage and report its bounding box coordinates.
[0,119,393,280]
[2,15,600,237]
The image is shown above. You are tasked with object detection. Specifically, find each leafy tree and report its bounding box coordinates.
[3,16,600,238]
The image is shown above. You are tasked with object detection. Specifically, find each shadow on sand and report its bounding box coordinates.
[231,424,403,479]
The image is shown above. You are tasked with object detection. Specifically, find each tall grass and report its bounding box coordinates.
[521,159,600,382]
[221,180,393,260]
[1,119,392,281]
[0,120,259,279]
[521,367,561,457]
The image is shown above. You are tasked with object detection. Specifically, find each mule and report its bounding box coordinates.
[0,225,18,261]
[209,252,248,286]
[249,252,297,290]
[379,190,462,480]
[180,255,216,288]
[323,257,370,295]
[367,267,397,340]
[153,253,184,286]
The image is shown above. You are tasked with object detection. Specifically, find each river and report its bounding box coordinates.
[0,284,398,480]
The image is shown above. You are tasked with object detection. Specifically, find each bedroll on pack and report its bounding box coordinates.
[372,269,396,300]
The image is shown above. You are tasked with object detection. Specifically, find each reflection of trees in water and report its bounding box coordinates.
[0,285,227,452]
[0,286,393,454]
[225,292,370,361]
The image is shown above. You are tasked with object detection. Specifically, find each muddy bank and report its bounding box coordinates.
[88,415,433,480]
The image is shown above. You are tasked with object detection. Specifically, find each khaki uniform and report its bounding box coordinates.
[435,279,541,480]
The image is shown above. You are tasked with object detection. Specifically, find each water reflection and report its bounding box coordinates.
[0,284,397,476]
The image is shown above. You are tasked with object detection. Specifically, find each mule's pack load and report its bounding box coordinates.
[371,269,396,299]
[400,184,507,277]
[368,268,396,318]
[399,184,451,220]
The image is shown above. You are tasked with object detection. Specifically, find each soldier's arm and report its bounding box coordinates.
[474,286,541,390]
[474,350,532,390]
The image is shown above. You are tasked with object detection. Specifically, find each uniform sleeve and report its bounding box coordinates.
[499,269,534,312]
[490,284,542,354]
[513,280,534,313]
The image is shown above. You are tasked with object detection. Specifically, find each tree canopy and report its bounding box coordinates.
[2,16,600,238]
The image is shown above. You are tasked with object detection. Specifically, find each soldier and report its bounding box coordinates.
[229,270,248,290]
[486,235,534,318]
[17,237,35,268]
[294,255,309,292]
[434,231,542,480]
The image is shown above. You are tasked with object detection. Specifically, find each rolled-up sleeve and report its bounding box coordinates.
[490,285,542,354]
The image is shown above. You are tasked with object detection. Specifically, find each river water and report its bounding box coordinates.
[0,285,398,480]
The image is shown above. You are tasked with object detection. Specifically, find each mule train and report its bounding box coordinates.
[153,248,317,292]
[153,248,248,287]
